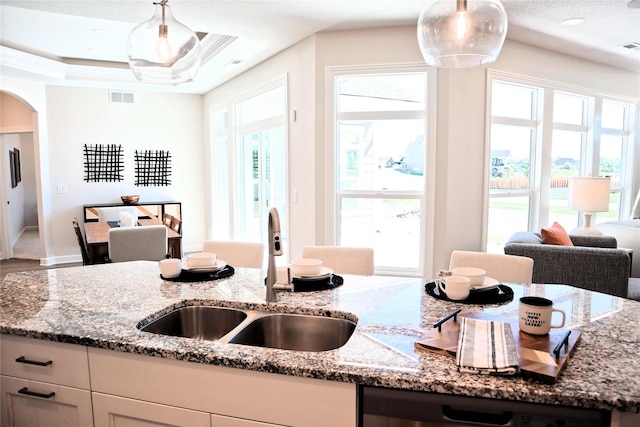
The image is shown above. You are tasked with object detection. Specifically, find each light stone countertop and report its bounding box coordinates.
[1,261,639,413]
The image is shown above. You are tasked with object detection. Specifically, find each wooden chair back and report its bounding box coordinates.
[72,217,90,265]
[170,217,182,234]
[163,213,174,227]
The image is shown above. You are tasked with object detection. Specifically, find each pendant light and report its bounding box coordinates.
[417,0,508,68]
[127,0,201,84]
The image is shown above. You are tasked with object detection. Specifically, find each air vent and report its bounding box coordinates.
[620,42,640,51]
[110,91,134,104]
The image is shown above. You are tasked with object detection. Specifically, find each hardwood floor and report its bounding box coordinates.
[1,259,83,283]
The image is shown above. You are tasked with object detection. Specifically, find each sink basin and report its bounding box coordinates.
[228,313,356,352]
[139,304,356,352]
[139,306,247,341]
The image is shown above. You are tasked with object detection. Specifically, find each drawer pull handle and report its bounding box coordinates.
[15,356,53,367]
[18,387,55,399]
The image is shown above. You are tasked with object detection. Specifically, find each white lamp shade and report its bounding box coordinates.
[417,0,508,68]
[127,1,201,84]
[568,177,611,212]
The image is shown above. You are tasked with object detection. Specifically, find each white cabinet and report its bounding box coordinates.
[0,336,356,427]
[0,335,92,427]
[211,414,282,426]
[92,393,210,427]
[88,347,357,427]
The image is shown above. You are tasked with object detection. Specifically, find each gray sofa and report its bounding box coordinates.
[593,219,640,278]
[504,232,630,298]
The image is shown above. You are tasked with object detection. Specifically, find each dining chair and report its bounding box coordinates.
[301,246,374,275]
[97,206,138,223]
[72,217,90,265]
[162,213,174,228]
[448,250,534,284]
[170,217,182,234]
[202,241,265,268]
[108,225,168,263]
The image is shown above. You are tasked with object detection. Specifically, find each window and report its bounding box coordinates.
[210,79,287,251]
[486,75,636,251]
[331,69,433,275]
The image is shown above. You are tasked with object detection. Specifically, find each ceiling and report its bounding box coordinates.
[1,0,639,95]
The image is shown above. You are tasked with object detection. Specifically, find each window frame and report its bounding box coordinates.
[484,70,638,250]
[207,75,289,247]
[326,64,437,277]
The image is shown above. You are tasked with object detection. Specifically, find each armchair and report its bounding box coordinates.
[504,232,630,298]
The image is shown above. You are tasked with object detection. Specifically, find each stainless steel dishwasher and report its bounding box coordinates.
[360,386,611,426]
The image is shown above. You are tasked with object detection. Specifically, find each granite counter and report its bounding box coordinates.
[1,261,639,414]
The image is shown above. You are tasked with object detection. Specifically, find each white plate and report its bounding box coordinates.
[471,276,501,291]
[294,267,334,280]
[182,260,227,272]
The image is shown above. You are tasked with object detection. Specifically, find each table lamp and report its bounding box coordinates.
[568,176,611,235]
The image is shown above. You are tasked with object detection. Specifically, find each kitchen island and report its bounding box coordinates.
[1,261,639,426]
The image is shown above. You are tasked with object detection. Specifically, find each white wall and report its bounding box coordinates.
[44,86,205,263]
[203,26,640,277]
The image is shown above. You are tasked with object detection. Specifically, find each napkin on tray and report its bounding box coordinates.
[456,317,520,376]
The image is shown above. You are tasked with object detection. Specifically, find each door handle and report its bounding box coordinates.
[18,387,55,399]
[15,356,53,366]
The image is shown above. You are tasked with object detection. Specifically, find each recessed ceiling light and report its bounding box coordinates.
[562,17,585,26]
[91,28,106,34]
[88,48,101,53]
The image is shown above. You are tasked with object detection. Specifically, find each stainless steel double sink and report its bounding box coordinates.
[138,305,356,352]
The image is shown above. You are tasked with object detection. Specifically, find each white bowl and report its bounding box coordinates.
[451,267,486,287]
[159,258,182,278]
[187,252,217,268]
[290,258,323,277]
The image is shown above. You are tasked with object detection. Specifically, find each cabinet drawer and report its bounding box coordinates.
[89,347,356,426]
[1,375,93,427]
[93,393,210,427]
[1,335,90,389]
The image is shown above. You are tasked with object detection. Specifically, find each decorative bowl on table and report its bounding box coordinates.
[121,195,140,205]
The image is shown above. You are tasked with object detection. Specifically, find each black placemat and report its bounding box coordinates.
[161,265,235,282]
[263,274,344,292]
[424,281,513,304]
[293,274,344,292]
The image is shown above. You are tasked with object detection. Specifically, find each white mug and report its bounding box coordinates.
[159,258,182,278]
[438,275,471,300]
[519,296,566,335]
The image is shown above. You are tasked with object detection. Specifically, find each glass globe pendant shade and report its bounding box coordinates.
[127,0,201,84]
[417,0,508,68]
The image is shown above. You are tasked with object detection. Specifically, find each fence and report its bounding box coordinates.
[490,175,620,190]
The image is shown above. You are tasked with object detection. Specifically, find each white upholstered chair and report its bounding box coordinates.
[202,241,265,269]
[98,206,138,223]
[108,225,168,263]
[448,250,534,284]
[301,246,374,275]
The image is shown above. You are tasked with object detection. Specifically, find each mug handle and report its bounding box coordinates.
[438,279,447,295]
[550,308,566,328]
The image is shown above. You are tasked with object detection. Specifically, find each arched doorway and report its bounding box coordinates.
[0,91,41,261]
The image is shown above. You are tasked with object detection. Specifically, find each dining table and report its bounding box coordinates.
[84,219,182,264]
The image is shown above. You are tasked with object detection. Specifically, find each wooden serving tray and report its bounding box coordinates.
[414,310,581,384]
